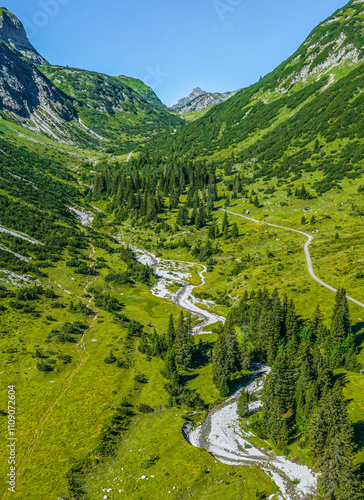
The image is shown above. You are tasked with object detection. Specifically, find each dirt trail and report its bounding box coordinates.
[221,209,364,310]
[1,246,99,500]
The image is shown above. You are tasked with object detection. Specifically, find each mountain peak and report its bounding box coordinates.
[0,8,46,64]
[190,87,206,97]
[171,86,239,114]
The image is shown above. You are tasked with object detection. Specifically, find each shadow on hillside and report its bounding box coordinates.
[180,373,198,385]
[353,322,364,335]
[190,341,214,369]
[331,372,350,389]
[353,421,364,452]
[353,322,364,350]
[229,373,253,395]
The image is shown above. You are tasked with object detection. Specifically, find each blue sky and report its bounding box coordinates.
[11,0,346,106]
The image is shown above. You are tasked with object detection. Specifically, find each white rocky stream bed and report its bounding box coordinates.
[131,245,318,499]
[130,245,225,334]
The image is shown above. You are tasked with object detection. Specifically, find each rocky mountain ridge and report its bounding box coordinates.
[0,7,46,64]
[147,0,364,195]
[0,8,180,148]
[171,87,239,113]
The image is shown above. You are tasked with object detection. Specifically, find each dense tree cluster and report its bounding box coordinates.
[92,157,219,225]
[0,137,89,275]
[217,288,360,498]
[138,312,204,408]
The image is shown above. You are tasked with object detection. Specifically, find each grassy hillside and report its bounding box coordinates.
[146,0,363,189]
[0,1,363,499]
[40,66,183,154]
[1,94,364,500]
[0,133,282,499]
[116,75,166,108]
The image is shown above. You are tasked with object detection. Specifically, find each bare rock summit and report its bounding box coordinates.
[0,7,46,64]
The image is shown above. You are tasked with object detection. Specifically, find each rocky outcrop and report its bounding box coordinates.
[171,87,206,110]
[0,42,73,122]
[171,87,240,114]
[0,9,181,145]
[0,8,46,64]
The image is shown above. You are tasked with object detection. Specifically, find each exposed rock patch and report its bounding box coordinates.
[0,8,46,64]
[171,87,240,113]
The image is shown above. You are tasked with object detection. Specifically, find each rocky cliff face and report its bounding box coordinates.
[0,8,46,64]
[171,87,239,113]
[0,42,79,142]
[0,9,181,146]
[172,87,206,110]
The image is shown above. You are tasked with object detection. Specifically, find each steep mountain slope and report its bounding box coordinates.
[0,9,182,149]
[0,7,46,64]
[152,0,363,191]
[171,87,239,113]
[40,65,181,150]
[0,42,108,146]
[116,75,166,108]
[0,42,73,123]
[1,2,364,499]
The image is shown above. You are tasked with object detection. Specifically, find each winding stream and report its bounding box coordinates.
[186,365,317,500]
[130,245,225,334]
[132,244,317,499]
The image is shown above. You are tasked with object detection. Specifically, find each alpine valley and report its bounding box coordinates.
[0,2,363,500]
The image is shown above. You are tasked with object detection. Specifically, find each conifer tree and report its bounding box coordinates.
[237,388,250,418]
[163,349,179,381]
[279,417,290,449]
[138,331,150,355]
[176,206,188,226]
[175,313,193,369]
[285,299,298,345]
[166,314,175,348]
[223,223,229,240]
[219,377,230,397]
[318,432,359,500]
[240,335,251,370]
[266,299,282,364]
[190,207,197,226]
[309,386,359,499]
[231,223,239,238]
[222,211,229,234]
[329,288,353,368]
[208,223,217,239]
[214,223,220,239]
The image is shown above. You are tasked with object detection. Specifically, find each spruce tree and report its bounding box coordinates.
[231,223,239,238]
[241,335,251,370]
[219,377,230,397]
[329,288,352,368]
[208,223,216,239]
[166,314,175,348]
[163,349,179,380]
[237,388,250,418]
[318,432,359,500]
[177,206,188,226]
[175,313,193,369]
[285,299,298,345]
[222,211,229,234]
[266,299,282,364]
